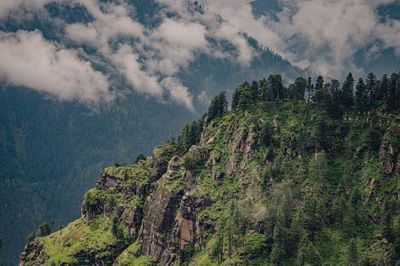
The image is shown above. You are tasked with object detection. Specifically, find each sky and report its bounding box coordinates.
[0,0,399,109]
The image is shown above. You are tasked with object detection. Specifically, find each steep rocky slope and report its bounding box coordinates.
[19,100,400,265]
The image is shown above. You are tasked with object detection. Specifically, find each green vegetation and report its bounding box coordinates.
[24,216,132,265]
[38,222,52,237]
[134,154,147,163]
[19,71,400,265]
[207,91,228,122]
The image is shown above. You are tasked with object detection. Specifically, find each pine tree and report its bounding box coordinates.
[232,82,253,109]
[396,73,400,110]
[263,212,275,254]
[332,184,346,227]
[123,169,129,181]
[112,216,124,240]
[300,194,326,239]
[388,73,399,111]
[232,202,242,248]
[135,154,146,163]
[226,201,237,257]
[366,72,377,106]
[355,78,366,110]
[250,80,259,102]
[208,91,228,121]
[389,216,400,263]
[260,122,273,146]
[270,223,286,264]
[313,76,326,105]
[308,152,328,184]
[296,235,322,266]
[288,77,307,100]
[211,220,225,263]
[344,238,359,266]
[328,79,341,102]
[306,77,314,102]
[179,123,191,150]
[268,74,286,100]
[346,187,362,226]
[378,74,389,102]
[315,115,328,151]
[342,72,354,107]
[260,78,269,101]
[326,79,342,118]
[38,222,51,237]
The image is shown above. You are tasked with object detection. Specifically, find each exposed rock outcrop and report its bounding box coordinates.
[19,240,46,266]
[379,139,397,174]
[139,184,184,264]
[173,194,214,250]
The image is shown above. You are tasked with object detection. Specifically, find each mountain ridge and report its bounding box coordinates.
[18,72,400,265]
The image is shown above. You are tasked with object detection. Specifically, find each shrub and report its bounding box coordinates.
[38,222,51,237]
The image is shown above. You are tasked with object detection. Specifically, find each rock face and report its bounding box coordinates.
[139,184,184,264]
[19,240,46,266]
[379,140,397,175]
[173,195,214,249]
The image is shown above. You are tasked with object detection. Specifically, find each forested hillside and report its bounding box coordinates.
[0,44,302,266]
[19,71,400,265]
[0,0,308,263]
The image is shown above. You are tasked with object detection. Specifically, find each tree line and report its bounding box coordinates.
[156,72,400,158]
[230,72,400,115]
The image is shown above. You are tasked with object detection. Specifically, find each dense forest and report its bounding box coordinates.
[19,71,400,265]
[178,71,400,152]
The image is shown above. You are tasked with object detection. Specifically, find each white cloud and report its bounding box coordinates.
[66,0,145,55]
[0,0,23,18]
[214,23,254,65]
[196,0,400,78]
[3,0,400,108]
[147,19,209,75]
[0,0,262,109]
[111,45,163,98]
[65,2,203,109]
[198,90,211,106]
[161,77,194,111]
[268,0,383,76]
[199,0,283,63]
[257,0,400,78]
[0,30,112,102]
[65,23,101,49]
[155,0,257,65]
[0,0,53,19]
[157,19,208,49]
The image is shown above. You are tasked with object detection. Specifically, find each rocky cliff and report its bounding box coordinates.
[19,100,400,265]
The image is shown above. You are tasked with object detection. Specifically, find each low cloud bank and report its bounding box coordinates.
[1,0,400,108]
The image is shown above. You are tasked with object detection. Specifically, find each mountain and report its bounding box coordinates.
[18,72,400,265]
[0,11,303,266]
[2,0,400,264]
